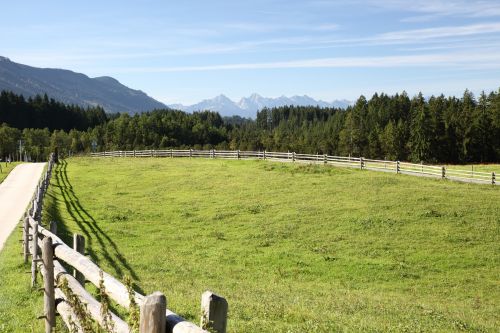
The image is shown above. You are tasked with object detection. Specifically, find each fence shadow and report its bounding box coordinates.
[45,159,141,286]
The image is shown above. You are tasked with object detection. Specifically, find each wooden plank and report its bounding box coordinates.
[53,261,130,333]
[55,288,84,333]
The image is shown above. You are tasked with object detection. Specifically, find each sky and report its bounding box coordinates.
[1,0,500,104]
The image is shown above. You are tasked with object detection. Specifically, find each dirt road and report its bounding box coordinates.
[0,163,46,251]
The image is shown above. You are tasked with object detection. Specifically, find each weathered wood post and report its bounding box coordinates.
[139,292,166,333]
[134,150,136,157]
[200,291,228,333]
[29,201,34,217]
[23,216,30,263]
[493,172,496,185]
[73,234,86,285]
[292,151,296,162]
[213,149,217,159]
[237,150,240,160]
[323,154,327,165]
[42,237,55,332]
[49,221,57,235]
[360,157,364,170]
[263,150,266,160]
[170,149,173,158]
[189,149,193,158]
[442,166,446,179]
[396,161,400,174]
[31,221,39,288]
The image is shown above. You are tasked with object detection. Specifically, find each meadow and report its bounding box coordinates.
[0,161,20,183]
[0,157,499,332]
[442,164,500,175]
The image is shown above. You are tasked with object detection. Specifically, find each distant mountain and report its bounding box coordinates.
[170,93,351,118]
[177,94,244,117]
[0,56,166,114]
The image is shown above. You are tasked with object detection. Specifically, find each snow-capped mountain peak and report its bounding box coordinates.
[169,93,351,118]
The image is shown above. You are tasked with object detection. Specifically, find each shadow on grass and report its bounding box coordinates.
[44,159,141,289]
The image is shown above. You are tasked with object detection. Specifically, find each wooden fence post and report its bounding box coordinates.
[31,221,39,288]
[292,152,296,162]
[263,150,266,160]
[49,221,57,235]
[360,157,364,170]
[237,150,240,160]
[189,149,193,158]
[323,154,327,164]
[42,237,56,332]
[200,291,228,333]
[73,234,86,285]
[140,292,166,333]
[170,149,173,158]
[493,172,496,185]
[396,161,400,174]
[442,166,446,179]
[23,216,30,263]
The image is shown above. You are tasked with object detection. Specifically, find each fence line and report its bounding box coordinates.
[90,149,497,185]
[21,154,227,333]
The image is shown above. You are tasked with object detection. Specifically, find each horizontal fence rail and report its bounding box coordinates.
[21,153,226,333]
[91,150,497,185]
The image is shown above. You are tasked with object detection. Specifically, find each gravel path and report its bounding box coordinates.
[0,163,45,251]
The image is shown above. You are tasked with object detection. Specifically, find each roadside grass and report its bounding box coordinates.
[0,162,20,183]
[0,227,44,332]
[1,157,499,332]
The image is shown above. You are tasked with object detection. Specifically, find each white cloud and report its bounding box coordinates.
[366,0,500,21]
[112,51,500,73]
[378,23,500,41]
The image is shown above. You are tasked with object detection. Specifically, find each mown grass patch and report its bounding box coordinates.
[1,157,499,332]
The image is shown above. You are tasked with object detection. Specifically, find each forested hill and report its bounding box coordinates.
[0,91,108,131]
[0,56,166,114]
[0,89,499,164]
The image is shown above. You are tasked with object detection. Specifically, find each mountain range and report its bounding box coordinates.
[169,93,351,118]
[0,56,350,117]
[0,56,166,114]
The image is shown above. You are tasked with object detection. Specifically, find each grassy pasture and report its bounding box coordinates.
[1,157,499,332]
[0,162,20,183]
[442,164,500,174]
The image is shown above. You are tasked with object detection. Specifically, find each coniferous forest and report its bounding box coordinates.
[0,88,499,164]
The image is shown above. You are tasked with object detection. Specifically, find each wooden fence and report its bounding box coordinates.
[90,149,497,185]
[22,154,227,333]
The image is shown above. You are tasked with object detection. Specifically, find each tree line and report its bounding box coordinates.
[0,89,498,163]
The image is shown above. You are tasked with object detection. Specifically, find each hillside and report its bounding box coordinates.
[0,56,166,114]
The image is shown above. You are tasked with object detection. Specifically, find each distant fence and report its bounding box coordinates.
[90,149,497,186]
[22,154,227,333]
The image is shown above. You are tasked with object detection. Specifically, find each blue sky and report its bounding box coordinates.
[1,0,500,104]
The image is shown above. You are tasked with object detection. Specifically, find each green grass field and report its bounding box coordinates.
[0,162,20,183]
[1,157,499,332]
[443,164,500,175]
